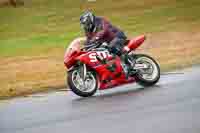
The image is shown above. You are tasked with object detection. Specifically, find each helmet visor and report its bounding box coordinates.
[80,16,92,32]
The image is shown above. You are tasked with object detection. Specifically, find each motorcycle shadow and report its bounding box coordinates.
[72,84,161,103]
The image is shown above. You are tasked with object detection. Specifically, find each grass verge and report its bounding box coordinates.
[1,30,200,99]
[0,0,200,99]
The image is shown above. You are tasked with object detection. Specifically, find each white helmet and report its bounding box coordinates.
[80,11,95,32]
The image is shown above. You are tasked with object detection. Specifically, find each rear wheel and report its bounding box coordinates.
[67,66,98,97]
[133,54,160,86]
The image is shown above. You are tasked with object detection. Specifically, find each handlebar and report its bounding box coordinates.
[81,40,102,51]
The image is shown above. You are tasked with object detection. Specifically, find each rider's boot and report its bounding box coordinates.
[120,52,137,78]
[107,46,133,78]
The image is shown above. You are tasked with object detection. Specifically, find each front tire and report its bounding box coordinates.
[133,54,160,87]
[67,67,98,97]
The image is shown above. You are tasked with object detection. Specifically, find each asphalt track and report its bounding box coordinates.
[0,66,200,133]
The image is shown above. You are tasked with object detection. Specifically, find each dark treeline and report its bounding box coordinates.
[0,0,24,7]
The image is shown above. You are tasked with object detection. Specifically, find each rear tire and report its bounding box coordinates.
[67,67,98,97]
[133,54,160,87]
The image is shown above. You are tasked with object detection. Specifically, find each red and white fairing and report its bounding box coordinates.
[64,35,146,89]
[124,35,146,52]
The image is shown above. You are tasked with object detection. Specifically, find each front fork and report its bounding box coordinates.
[73,63,87,90]
[81,64,87,81]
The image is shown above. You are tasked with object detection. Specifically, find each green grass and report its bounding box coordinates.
[1,0,200,99]
[0,32,78,56]
[0,0,200,57]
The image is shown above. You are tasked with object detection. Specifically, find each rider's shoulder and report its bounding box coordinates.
[95,16,106,21]
[96,16,110,25]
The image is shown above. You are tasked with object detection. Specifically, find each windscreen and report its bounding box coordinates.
[64,37,86,60]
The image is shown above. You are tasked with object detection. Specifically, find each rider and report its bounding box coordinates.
[80,11,132,76]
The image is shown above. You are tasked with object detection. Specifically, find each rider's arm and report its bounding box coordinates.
[84,32,93,45]
[85,18,110,45]
[94,18,109,40]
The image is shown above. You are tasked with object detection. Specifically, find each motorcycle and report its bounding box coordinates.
[64,35,160,97]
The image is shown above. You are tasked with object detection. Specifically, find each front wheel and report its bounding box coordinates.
[133,54,160,87]
[67,66,98,97]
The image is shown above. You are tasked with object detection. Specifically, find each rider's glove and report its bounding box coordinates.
[90,36,100,44]
[101,42,108,48]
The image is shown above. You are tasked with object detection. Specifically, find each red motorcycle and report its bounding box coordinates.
[64,35,160,97]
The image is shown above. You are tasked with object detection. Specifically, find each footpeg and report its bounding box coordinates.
[129,69,137,76]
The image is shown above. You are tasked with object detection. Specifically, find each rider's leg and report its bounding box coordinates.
[108,38,124,57]
[109,35,137,77]
[109,37,133,78]
[109,37,133,65]
[108,31,127,56]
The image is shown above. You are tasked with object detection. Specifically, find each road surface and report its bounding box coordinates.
[0,66,200,133]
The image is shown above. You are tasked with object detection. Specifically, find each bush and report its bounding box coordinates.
[0,0,24,7]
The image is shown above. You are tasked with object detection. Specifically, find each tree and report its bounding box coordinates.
[9,0,17,7]
[9,0,24,7]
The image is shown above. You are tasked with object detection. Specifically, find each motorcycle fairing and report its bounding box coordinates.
[64,36,145,90]
[124,35,146,52]
[76,52,135,89]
